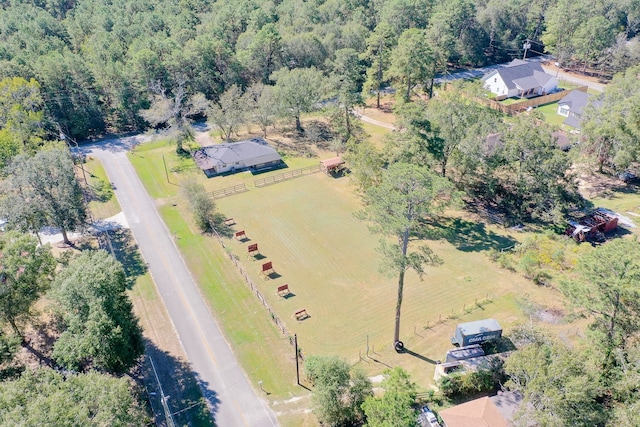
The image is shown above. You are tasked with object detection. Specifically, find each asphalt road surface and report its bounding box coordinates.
[82,136,278,427]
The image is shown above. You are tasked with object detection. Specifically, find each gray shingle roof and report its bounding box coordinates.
[193,138,282,170]
[563,114,583,129]
[558,90,589,116]
[559,90,590,129]
[491,60,550,91]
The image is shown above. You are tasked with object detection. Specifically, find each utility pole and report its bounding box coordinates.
[150,355,176,427]
[522,39,532,60]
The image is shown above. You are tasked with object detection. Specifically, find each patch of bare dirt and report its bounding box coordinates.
[535,308,565,324]
[575,167,626,199]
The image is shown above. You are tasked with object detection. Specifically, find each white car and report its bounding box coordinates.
[419,406,441,427]
[425,411,441,427]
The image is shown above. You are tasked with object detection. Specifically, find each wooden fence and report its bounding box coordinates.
[210,183,247,199]
[210,228,300,358]
[443,82,589,115]
[485,86,588,115]
[254,164,320,187]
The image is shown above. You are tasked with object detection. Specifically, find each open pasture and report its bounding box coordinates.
[215,172,544,385]
[129,138,573,388]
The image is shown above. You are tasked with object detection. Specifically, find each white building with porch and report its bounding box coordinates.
[482,59,558,99]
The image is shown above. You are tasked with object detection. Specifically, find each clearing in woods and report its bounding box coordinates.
[129,134,580,395]
[214,170,555,386]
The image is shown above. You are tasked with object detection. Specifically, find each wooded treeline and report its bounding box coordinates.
[1,0,638,139]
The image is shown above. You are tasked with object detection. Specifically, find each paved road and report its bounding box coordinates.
[82,136,278,427]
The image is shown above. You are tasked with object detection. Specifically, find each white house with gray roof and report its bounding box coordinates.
[193,138,283,177]
[482,59,558,99]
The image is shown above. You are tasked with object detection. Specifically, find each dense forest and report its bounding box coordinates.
[1,0,639,141]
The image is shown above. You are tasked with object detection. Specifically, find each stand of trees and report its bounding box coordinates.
[0,0,637,142]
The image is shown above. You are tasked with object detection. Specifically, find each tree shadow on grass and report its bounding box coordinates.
[417,217,518,253]
[139,341,217,427]
[107,228,148,288]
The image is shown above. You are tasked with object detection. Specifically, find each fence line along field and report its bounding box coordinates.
[215,171,541,385]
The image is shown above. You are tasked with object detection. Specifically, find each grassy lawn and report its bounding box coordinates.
[213,175,565,386]
[128,140,570,395]
[534,102,566,127]
[361,121,391,148]
[499,97,521,106]
[83,156,121,219]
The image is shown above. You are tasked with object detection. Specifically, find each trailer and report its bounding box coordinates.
[451,319,502,347]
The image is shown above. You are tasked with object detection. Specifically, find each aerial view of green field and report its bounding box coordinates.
[157,149,565,387]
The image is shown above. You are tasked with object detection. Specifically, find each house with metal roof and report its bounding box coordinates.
[482,59,558,99]
[438,390,523,427]
[193,138,284,177]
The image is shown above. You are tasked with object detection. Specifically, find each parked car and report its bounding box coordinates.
[619,171,638,183]
[418,406,441,427]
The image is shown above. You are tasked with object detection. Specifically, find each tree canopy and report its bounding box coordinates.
[49,250,144,374]
[1,145,87,245]
[0,232,55,337]
[0,368,147,426]
[305,355,372,426]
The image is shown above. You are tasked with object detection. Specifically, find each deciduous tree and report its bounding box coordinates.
[305,355,372,426]
[49,250,144,374]
[505,337,604,427]
[0,232,55,337]
[271,66,325,133]
[207,84,245,142]
[560,238,640,377]
[181,179,219,233]
[0,77,46,168]
[139,76,209,153]
[362,367,418,427]
[1,146,87,246]
[495,115,580,223]
[243,82,277,137]
[0,368,147,426]
[580,65,640,173]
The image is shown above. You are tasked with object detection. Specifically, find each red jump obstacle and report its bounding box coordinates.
[277,284,291,297]
[294,309,309,321]
[235,230,246,240]
[261,261,274,279]
[261,261,273,273]
[247,243,259,256]
[224,218,235,226]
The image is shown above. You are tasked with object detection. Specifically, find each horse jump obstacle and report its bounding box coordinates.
[224,218,235,226]
[277,284,291,298]
[247,243,259,257]
[235,230,246,240]
[294,309,309,321]
[261,261,274,278]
